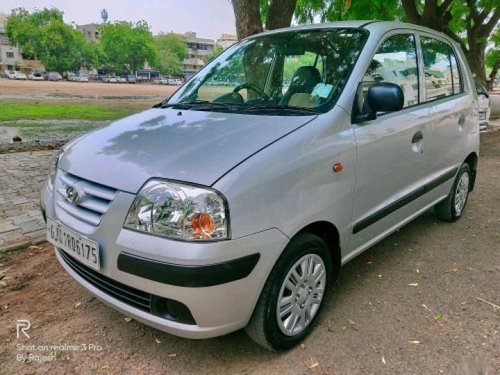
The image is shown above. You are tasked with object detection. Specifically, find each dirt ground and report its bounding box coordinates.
[0,78,177,98]
[0,134,499,375]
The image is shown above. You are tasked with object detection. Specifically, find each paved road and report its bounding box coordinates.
[0,150,53,250]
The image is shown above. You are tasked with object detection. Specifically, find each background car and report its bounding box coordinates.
[117,77,127,83]
[13,71,28,80]
[474,78,491,132]
[156,78,169,85]
[126,74,136,83]
[47,72,62,81]
[28,72,44,80]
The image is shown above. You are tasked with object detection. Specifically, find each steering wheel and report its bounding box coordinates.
[233,83,269,101]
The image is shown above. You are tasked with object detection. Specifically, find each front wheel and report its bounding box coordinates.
[434,163,472,222]
[245,233,332,350]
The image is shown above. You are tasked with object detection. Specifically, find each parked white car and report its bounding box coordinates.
[474,78,490,132]
[42,21,480,351]
[13,71,28,80]
[28,72,45,81]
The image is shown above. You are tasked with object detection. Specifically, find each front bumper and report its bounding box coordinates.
[41,181,289,339]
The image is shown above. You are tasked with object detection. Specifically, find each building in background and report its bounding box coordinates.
[217,33,237,50]
[178,31,215,79]
[77,23,101,42]
[0,11,44,73]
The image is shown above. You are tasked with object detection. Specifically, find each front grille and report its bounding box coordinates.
[58,249,151,312]
[56,171,117,226]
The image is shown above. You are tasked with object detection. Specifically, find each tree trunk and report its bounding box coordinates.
[488,62,499,90]
[232,0,263,40]
[266,0,297,30]
[465,45,487,84]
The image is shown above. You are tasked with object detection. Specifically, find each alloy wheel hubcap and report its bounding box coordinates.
[277,254,326,336]
[454,172,469,215]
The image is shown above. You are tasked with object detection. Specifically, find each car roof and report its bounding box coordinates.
[245,21,454,44]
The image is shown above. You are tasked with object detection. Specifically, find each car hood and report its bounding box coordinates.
[59,108,316,193]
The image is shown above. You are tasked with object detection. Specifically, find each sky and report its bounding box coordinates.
[0,0,236,40]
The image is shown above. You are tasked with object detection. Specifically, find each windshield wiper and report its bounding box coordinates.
[159,100,241,111]
[241,104,320,115]
[159,100,210,109]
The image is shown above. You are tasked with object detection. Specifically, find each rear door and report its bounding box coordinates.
[418,34,475,201]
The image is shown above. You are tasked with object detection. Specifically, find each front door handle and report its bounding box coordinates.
[411,131,423,144]
[458,114,466,125]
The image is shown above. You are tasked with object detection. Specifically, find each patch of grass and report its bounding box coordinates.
[0,101,138,121]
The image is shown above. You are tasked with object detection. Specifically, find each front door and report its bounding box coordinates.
[348,33,428,255]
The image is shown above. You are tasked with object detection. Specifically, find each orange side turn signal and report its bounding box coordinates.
[332,163,343,173]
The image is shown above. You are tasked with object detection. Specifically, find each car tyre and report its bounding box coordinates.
[245,233,332,351]
[434,163,471,222]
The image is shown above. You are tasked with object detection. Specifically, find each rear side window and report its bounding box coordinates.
[421,36,462,101]
[362,34,419,108]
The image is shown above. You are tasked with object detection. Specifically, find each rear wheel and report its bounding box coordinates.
[245,233,332,350]
[434,163,471,222]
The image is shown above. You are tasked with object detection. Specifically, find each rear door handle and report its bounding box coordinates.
[411,131,423,143]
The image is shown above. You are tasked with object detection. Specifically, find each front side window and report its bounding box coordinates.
[362,34,419,108]
[421,36,459,101]
[167,29,368,115]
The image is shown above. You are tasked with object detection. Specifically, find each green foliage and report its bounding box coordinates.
[0,101,137,121]
[204,45,224,63]
[154,33,187,76]
[5,7,93,72]
[292,0,402,23]
[5,8,62,59]
[486,29,499,69]
[100,21,158,75]
[41,21,88,72]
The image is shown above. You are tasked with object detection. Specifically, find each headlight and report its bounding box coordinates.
[124,180,229,241]
[48,149,64,190]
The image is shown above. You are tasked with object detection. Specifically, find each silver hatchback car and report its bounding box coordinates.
[41,21,479,350]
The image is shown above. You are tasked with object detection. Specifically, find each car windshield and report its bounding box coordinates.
[166,28,368,115]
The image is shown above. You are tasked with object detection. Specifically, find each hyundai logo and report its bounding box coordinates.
[66,185,85,205]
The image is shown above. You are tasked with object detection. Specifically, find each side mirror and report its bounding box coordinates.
[355,82,404,122]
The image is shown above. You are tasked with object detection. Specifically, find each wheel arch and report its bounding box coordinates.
[290,221,341,281]
[464,152,478,191]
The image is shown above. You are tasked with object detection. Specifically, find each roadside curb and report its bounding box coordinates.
[0,236,46,253]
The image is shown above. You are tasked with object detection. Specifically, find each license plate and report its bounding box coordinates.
[46,217,100,270]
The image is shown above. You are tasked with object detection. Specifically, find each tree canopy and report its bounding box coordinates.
[5,8,94,72]
[232,0,499,86]
[154,33,187,76]
[100,21,158,75]
[204,44,224,63]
